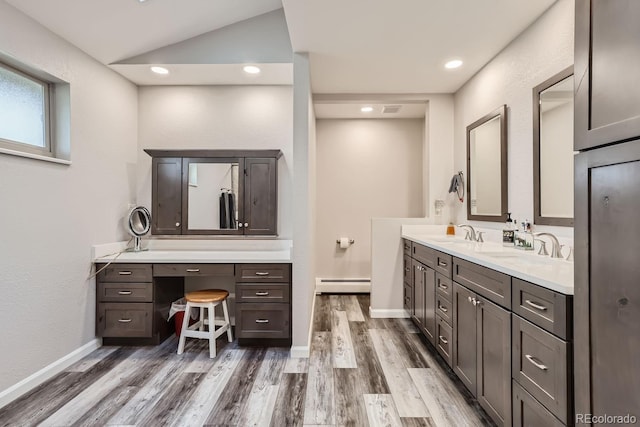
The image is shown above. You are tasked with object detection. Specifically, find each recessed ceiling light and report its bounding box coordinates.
[361,106,374,113]
[445,59,463,69]
[150,66,169,75]
[243,65,261,74]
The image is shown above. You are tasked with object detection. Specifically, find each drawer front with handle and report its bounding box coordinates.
[512,315,569,424]
[434,252,452,278]
[236,264,291,283]
[403,239,412,256]
[453,257,511,309]
[403,255,412,285]
[97,264,152,283]
[403,283,413,312]
[235,303,290,338]
[412,243,437,269]
[97,303,152,338]
[97,282,152,303]
[236,283,290,303]
[436,273,452,301]
[436,294,452,324]
[153,263,234,277]
[512,278,571,340]
[436,315,452,367]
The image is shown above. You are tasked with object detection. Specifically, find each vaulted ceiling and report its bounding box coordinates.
[4,0,558,93]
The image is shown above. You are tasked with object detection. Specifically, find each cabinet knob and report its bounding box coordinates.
[239,223,244,228]
[175,222,180,227]
[244,222,249,227]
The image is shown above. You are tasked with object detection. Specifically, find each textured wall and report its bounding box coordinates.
[453,0,574,237]
[0,2,138,392]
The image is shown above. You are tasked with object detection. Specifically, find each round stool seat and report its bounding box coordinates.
[185,289,229,303]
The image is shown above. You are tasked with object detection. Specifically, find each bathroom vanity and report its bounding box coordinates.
[94,248,292,347]
[402,234,573,427]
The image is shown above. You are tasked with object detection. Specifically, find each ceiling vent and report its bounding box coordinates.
[382,104,402,114]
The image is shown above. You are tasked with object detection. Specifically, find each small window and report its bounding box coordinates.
[0,62,52,156]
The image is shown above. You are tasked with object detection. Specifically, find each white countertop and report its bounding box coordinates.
[402,233,574,295]
[92,239,293,264]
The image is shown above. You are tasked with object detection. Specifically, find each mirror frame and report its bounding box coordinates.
[533,66,574,227]
[466,104,508,222]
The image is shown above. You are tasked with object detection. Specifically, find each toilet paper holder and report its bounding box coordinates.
[336,239,355,244]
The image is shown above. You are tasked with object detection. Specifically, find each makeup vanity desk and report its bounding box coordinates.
[93,247,292,347]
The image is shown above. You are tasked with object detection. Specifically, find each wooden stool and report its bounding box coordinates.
[177,289,232,358]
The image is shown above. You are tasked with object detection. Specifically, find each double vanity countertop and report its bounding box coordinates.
[402,233,574,295]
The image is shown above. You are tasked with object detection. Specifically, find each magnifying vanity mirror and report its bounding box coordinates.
[533,67,574,226]
[467,105,508,222]
[126,206,151,251]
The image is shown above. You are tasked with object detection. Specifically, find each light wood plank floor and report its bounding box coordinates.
[0,295,494,426]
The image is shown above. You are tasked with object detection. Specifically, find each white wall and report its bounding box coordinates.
[315,119,423,279]
[136,85,293,239]
[453,0,574,236]
[0,2,138,394]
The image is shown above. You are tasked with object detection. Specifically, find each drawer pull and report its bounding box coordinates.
[438,305,448,313]
[525,354,548,370]
[118,271,132,276]
[255,291,270,296]
[118,318,132,323]
[118,291,133,295]
[186,268,200,273]
[255,319,270,324]
[524,300,548,311]
[438,260,448,267]
[438,282,448,290]
[439,335,448,345]
[255,272,270,276]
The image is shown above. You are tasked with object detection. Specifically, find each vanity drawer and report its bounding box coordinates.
[512,315,570,424]
[97,264,152,283]
[97,303,152,338]
[453,257,511,309]
[411,243,437,269]
[403,239,412,256]
[403,255,412,285]
[436,293,452,324]
[512,381,564,427]
[512,278,571,340]
[436,316,452,368]
[97,282,152,303]
[236,264,291,283]
[153,263,234,277]
[436,273,452,301]
[434,252,452,278]
[236,283,290,303]
[404,283,413,312]
[235,303,290,339]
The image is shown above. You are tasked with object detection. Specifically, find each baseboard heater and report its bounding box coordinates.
[315,278,370,294]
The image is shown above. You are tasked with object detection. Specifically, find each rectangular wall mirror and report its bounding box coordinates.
[533,66,574,226]
[467,105,508,222]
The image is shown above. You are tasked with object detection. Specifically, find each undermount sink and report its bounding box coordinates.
[481,251,554,266]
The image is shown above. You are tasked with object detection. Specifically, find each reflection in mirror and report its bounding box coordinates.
[534,67,574,226]
[187,162,239,230]
[467,105,508,222]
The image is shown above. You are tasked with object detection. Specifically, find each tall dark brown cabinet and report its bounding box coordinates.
[574,1,640,423]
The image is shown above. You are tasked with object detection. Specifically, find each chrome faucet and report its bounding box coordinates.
[534,232,563,258]
[458,224,477,242]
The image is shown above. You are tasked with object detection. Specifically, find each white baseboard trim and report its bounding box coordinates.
[370,308,410,319]
[315,278,370,294]
[0,338,102,409]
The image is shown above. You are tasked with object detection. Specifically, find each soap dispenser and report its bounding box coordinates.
[502,213,515,246]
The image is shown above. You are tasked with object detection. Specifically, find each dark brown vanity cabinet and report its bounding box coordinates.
[411,258,436,345]
[452,282,512,427]
[146,150,281,236]
[403,255,413,313]
[575,0,640,150]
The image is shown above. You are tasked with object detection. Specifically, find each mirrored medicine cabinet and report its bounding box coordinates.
[145,149,281,236]
[467,105,508,222]
[533,67,574,227]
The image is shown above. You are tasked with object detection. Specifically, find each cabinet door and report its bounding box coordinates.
[575,0,640,150]
[244,158,277,235]
[423,266,436,345]
[453,283,477,394]
[151,157,182,234]
[412,260,425,330]
[477,296,512,427]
